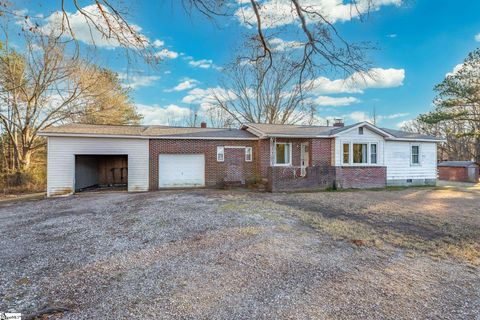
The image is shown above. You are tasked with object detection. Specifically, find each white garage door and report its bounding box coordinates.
[158,154,205,188]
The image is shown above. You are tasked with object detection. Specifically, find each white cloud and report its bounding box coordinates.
[313,96,360,106]
[342,111,409,124]
[378,112,409,120]
[307,68,405,95]
[235,0,401,29]
[446,63,463,77]
[137,104,192,125]
[152,39,165,48]
[118,73,160,89]
[182,87,235,111]
[269,37,303,51]
[344,111,372,123]
[387,33,397,38]
[166,78,200,92]
[475,33,480,42]
[188,58,221,70]
[396,119,414,129]
[155,48,179,59]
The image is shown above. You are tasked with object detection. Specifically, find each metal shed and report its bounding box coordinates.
[438,161,479,183]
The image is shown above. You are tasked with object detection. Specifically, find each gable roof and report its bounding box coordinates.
[39,123,257,140]
[243,121,444,142]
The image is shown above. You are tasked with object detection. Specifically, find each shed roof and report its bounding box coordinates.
[438,161,478,168]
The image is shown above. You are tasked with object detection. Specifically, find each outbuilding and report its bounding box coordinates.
[438,161,479,183]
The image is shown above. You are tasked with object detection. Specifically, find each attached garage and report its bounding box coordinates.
[158,154,205,188]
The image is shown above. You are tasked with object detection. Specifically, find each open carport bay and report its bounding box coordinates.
[75,155,128,191]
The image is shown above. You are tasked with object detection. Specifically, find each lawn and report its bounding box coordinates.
[0,187,478,319]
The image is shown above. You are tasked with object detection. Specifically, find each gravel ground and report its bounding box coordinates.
[0,188,479,319]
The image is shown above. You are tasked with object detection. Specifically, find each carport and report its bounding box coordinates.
[75,155,128,191]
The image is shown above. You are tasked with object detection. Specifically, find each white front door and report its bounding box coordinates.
[158,154,205,188]
[300,143,309,176]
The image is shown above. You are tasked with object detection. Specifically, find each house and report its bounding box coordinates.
[438,161,479,183]
[38,120,444,196]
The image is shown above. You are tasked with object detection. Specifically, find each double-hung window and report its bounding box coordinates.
[343,143,350,164]
[245,147,253,162]
[217,146,224,162]
[411,145,420,165]
[275,142,291,166]
[370,144,378,164]
[353,143,368,164]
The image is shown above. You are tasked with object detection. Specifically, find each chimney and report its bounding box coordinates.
[333,118,344,128]
[200,121,207,128]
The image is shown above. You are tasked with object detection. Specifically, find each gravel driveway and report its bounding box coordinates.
[0,188,479,319]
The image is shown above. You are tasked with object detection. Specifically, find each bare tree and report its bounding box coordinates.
[0,31,139,177]
[212,51,315,124]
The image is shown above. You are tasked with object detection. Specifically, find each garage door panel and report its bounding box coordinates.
[158,154,205,188]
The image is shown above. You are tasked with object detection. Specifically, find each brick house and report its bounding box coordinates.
[39,121,444,196]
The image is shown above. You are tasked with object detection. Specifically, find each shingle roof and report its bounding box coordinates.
[244,123,335,137]
[39,123,257,139]
[380,128,442,141]
[438,161,478,168]
[244,122,442,141]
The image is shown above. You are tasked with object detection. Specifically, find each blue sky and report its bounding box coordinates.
[11,1,480,128]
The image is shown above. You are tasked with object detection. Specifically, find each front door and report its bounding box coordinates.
[300,143,309,176]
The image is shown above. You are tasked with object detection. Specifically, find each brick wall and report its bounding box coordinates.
[149,139,257,190]
[267,165,335,192]
[256,139,271,178]
[438,166,479,183]
[311,138,334,166]
[335,166,387,189]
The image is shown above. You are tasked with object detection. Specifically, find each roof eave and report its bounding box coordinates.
[385,137,446,143]
[38,132,259,140]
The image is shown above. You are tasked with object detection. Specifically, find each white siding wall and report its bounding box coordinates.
[384,141,437,180]
[47,137,149,196]
[334,127,385,166]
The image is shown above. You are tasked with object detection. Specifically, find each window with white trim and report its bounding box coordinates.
[342,143,349,164]
[370,143,377,164]
[358,127,364,135]
[245,147,252,162]
[216,146,224,162]
[353,143,368,164]
[275,142,291,165]
[411,145,420,165]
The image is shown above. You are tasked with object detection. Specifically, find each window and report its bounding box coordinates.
[353,144,368,164]
[343,143,349,164]
[245,147,252,162]
[275,143,291,165]
[370,144,377,164]
[411,145,420,164]
[217,146,224,162]
[358,127,364,135]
